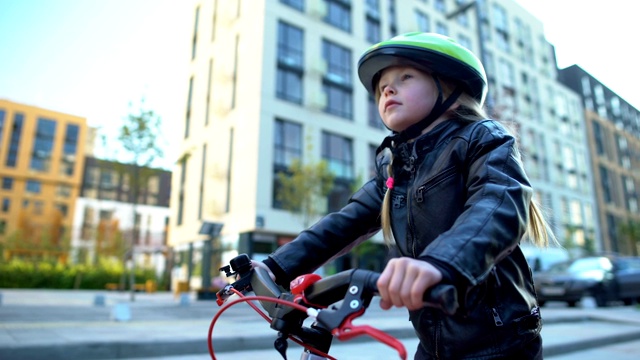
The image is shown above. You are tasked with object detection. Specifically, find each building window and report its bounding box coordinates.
[322,39,353,119]
[322,132,353,213]
[276,21,304,104]
[30,118,56,172]
[61,123,79,176]
[369,144,378,178]
[0,109,5,148]
[281,0,303,11]
[599,165,612,204]
[2,177,12,190]
[6,112,24,167]
[56,184,72,197]
[365,0,381,43]
[55,203,69,218]
[191,6,199,60]
[415,10,430,32]
[324,0,351,32]
[177,158,187,225]
[493,4,510,53]
[368,96,384,130]
[185,76,194,139]
[435,22,448,36]
[434,0,447,13]
[273,119,302,209]
[0,219,6,234]
[26,180,42,194]
[322,131,353,179]
[1,198,9,212]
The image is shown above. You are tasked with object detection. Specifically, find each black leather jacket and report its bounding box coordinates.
[265,119,542,358]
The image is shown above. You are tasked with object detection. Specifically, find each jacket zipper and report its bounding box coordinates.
[415,166,457,203]
[406,154,418,258]
[491,308,504,326]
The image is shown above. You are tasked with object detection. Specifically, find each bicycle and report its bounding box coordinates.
[209,254,459,360]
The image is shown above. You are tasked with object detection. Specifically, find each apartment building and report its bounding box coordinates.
[169,0,598,282]
[0,99,87,262]
[71,156,172,273]
[559,65,640,255]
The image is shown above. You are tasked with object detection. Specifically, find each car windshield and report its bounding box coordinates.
[566,257,612,273]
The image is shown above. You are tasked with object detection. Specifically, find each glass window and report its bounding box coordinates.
[365,0,381,44]
[368,96,384,130]
[322,39,353,119]
[30,118,57,172]
[26,180,42,194]
[276,21,304,104]
[6,112,24,167]
[0,109,5,148]
[281,0,304,11]
[324,0,351,32]
[63,124,79,154]
[2,177,12,190]
[273,119,303,209]
[415,10,430,32]
[322,131,353,179]
[1,198,9,212]
[274,119,302,168]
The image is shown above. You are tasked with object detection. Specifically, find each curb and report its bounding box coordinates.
[1,316,639,360]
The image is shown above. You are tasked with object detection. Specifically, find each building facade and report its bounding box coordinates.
[0,99,87,262]
[559,65,640,255]
[169,0,599,284]
[72,156,172,273]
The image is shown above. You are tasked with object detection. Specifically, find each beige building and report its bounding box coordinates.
[559,65,640,255]
[0,99,87,262]
[169,0,598,284]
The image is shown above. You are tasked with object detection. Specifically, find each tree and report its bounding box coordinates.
[109,99,164,301]
[276,159,335,228]
[618,219,640,256]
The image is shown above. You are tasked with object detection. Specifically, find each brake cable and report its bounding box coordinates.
[207,292,336,360]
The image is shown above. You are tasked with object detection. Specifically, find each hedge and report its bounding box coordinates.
[0,259,160,290]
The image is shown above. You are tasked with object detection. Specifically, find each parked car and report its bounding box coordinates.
[521,244,570,272]
[533,255,640,307]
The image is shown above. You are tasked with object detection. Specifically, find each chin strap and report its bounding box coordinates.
[376,76,463,159]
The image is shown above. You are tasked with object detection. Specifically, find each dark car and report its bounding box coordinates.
[533,255,640,307]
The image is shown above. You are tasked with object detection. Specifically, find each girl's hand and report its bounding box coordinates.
[251,260,276,282]
[377,257,443,311]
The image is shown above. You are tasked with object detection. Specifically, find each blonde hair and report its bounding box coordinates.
[379,78,554,248]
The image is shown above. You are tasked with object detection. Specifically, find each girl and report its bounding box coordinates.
[259,32,554,359]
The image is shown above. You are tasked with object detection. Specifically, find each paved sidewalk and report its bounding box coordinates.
[1,289,640,359]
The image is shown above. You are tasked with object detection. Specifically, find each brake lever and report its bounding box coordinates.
[332,313,407,360]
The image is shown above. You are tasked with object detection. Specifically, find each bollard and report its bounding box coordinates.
[94,294,106,307]
[111,303,132,321]
[179,293,190,307]
[580,296,597,309]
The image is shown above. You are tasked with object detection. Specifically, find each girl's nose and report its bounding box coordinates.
[383,84,396,96]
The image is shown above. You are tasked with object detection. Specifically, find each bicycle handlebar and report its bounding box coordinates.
[215,254,459,359]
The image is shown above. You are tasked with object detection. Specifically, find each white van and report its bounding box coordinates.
[520,245,570,272]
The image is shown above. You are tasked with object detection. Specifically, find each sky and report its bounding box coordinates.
[0,0,638,170]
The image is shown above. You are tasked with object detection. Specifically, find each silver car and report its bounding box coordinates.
[534,255,640,307]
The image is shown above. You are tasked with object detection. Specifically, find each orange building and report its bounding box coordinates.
[0,99,87,262]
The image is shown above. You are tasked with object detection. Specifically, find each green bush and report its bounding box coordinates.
[0,259,159,289]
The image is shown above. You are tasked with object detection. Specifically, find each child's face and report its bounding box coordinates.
[377,66,438,133]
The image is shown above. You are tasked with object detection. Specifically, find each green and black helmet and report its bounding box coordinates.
[358,32,488,106]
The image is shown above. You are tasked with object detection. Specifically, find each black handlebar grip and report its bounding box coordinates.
[365,271,459,315]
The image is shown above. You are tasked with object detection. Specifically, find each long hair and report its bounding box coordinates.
[379,77,555,248]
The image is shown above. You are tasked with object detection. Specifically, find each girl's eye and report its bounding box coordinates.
[401,73,413,81]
